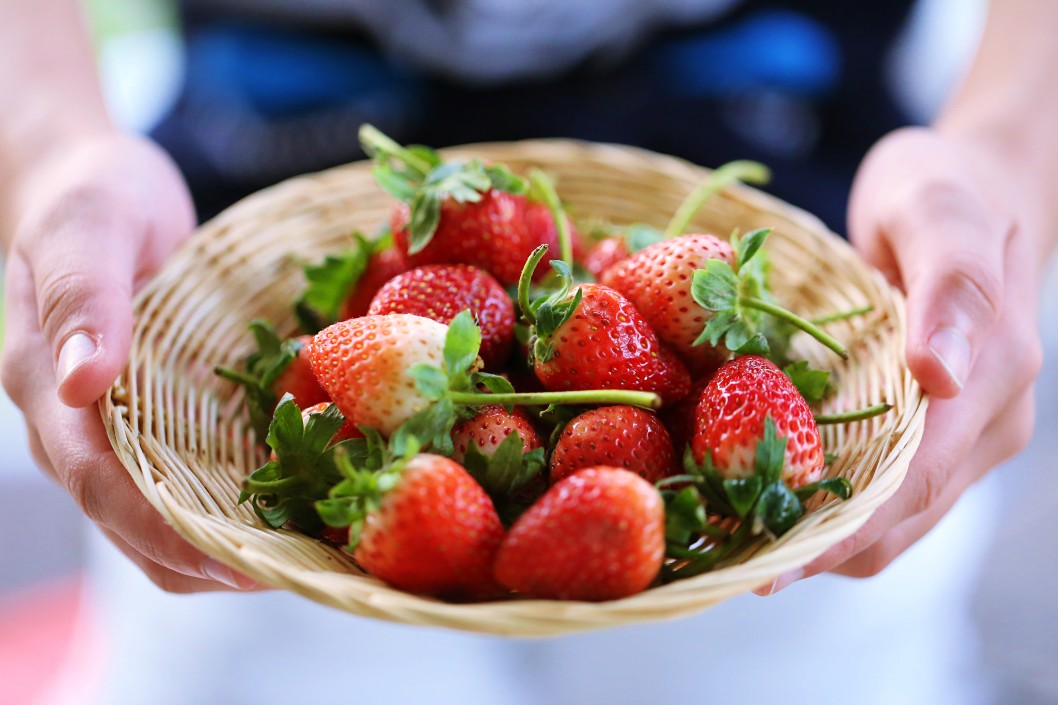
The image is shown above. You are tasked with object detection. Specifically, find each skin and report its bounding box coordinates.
[1,0,1056,595]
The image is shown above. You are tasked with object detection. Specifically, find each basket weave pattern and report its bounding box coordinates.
[102,141,926,636]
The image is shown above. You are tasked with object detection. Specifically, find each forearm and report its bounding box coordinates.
[935,0,1058,250]
[0,0,113,250]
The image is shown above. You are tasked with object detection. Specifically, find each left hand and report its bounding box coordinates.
[759,126,1050,594]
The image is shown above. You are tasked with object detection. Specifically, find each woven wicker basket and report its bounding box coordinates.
[101,140,927,637]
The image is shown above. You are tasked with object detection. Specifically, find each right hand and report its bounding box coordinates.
[2,132,258,592]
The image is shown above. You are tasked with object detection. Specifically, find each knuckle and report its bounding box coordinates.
[63,456,108,525]
[941,253,1004,321]
[912,467,947,516]
[143,566,198,595]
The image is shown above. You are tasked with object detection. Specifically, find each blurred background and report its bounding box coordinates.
[3,0,1056,703]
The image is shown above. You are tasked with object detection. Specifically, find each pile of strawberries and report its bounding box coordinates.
[218,126,888,602]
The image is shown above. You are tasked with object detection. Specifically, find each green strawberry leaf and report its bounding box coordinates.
[756,481,804,537]
[732,333,770,356]
[783,360,831,403]
[475,372,516,396]
[315,444,408,550]
[691,260,739,311]
[294,233,375,333]
[754,415,788,486]
[444,310,482,379]
[623,224,665,253]
[214,320,300,442]
[663,486,710,545]
[485,164,530,195]
[722,477,763,518]
[241,396,351,530]
[527,260,583,363]
[409,364,450,400]
[461,432,545,500]
[734,228,771,271]
[371,164,419,201]
[795,477,853,502]
[407,189,443,255]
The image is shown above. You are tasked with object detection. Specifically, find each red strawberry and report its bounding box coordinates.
[352,453,505,598]
[391,190,578,286]
[660,374,716,454]
[450,405,542,464]
[531,283,690,407]
[272,336,331,408]
[494,467,665,601]
[367,264,515,369]
[601,233,734,374]
[549,406,676,484]
[339,248,409,320]
[308,314,450,436]
[691,355,823,489]
[583,237,631,279]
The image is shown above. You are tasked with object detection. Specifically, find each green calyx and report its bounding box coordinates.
[239,396,361,532]
[314,429,415,551]
[214,320,301,442]
[294,230,389,334]
[358,124,528,255]
[460,432,546,525]
[516,245,583,365]
[690,228,849,359]
[662,415,852,579]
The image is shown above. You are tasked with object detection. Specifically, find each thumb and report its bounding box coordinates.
[878,192,1011,399]
[25,196,141,408]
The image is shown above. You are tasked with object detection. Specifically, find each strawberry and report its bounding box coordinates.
[271,337,330,407]
[692,355,824,490]
[318,448,506,599]
[308,314,451,436]
[601,233,736,373]
[294,232,407,334]
[450,405,542,464]
[583,237,631,279]
[660,374,716,455]
[493,467,665,601]
[215,321,329,441]
[549,406,677,484]
[451,405,547,524]
[390,191,579,286]
[340,247,409,320]
[367,264,515,369]
[360,124,578,286]
[518,250,690,407]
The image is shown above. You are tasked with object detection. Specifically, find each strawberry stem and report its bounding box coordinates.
[814,403,892,425]
[528,169,574,269]
[811,305,873,326]
[663,161,771,239]
[358,124,433,178]
[448,389,662,411]
[740,296,849,359]
[517,244,549,326]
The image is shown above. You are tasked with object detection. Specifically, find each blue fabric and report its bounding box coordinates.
[650,10,841,98]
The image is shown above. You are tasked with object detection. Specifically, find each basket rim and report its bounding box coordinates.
[101,138,928,637]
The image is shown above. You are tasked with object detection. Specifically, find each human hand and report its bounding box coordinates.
[1,132,258,592]
[759,126,1050,594]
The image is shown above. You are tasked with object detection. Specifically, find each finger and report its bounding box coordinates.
[883,191,1012,398]
[99,527,263,594]
[830,391,1034,578]
[15,190,140,408]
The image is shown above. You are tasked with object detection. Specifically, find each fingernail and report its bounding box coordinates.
[928,328,970,390]
[57,332,97,384]
[202,558,258,589]
[766,568,804,596]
